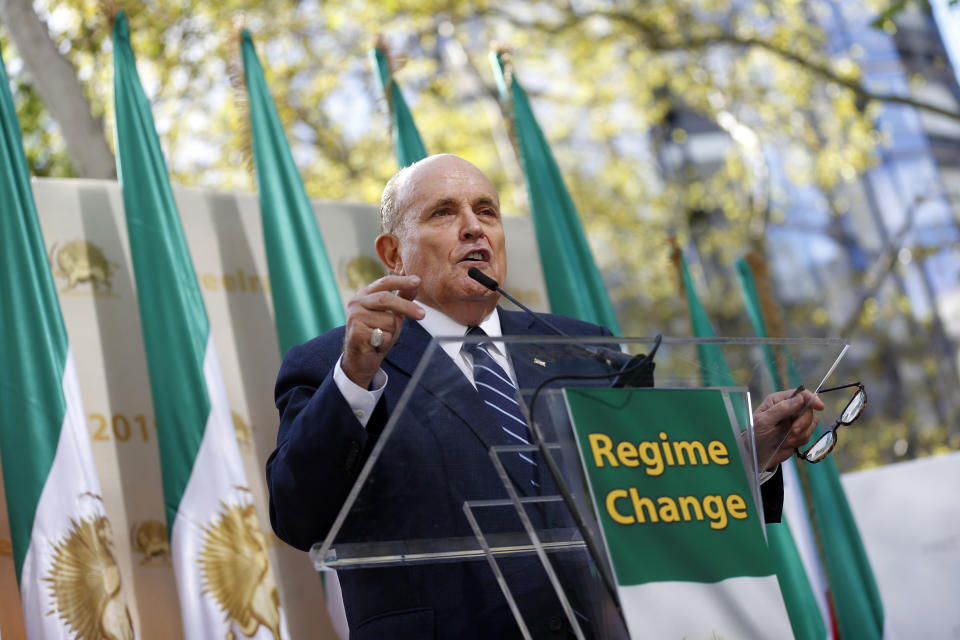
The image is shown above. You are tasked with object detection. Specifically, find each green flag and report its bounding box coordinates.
[0,44,134,638]
[674,250,752,448]
[370,44,428,168]
[113,12,285,638]
[677,249,825,639]
[676,251,736,388]
[242,30,345,355]
[737,257,885,640]
[490,51,621,334]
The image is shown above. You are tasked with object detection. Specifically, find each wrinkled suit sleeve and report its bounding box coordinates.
[266,334,384,551]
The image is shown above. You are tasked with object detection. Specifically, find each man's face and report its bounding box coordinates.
[390,155,506,315]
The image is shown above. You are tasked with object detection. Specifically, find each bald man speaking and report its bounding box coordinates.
[266,155,822,639]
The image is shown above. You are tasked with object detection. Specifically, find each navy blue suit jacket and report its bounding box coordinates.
[267,308,782,639]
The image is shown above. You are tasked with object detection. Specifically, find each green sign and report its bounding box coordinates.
[566,387,773,585]
[565,387,795,638]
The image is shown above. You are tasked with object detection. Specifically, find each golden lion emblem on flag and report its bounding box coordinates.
[49,239,118,295]
[43,515,134,640]
[199,501,281,640]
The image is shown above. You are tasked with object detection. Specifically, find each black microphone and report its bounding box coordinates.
[467,267,658,387]
[468,267,569,335]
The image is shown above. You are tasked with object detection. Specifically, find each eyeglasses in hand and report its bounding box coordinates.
[797,382,867,463]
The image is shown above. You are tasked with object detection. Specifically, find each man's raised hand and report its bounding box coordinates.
[341,274,424,388]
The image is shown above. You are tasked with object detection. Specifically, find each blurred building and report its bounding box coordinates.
[656,1,960,466]
[819,1,960,451]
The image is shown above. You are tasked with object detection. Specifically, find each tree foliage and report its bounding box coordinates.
[3,0,959,470]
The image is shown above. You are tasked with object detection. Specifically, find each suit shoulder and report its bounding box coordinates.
[545,313,612,336]
[279,326,347,375]
[498,308,612,336]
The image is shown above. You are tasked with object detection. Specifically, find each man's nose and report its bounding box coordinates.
[459,209,483,239]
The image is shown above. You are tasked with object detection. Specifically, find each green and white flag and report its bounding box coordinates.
[370,42,428,168]
[737,257,885,639]
[242,29,345,356]
[0,45,135,638]
[567,387,792,638]
[490,51,621,333]
[242,29,348,637]
[113,12,286,639]
[677,249,827,639]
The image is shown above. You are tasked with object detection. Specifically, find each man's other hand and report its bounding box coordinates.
[754,388,826,470]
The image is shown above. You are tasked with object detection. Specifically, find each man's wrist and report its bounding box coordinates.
[333,355,386,427]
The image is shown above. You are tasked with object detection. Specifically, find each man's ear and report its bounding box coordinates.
[375,233,403,275]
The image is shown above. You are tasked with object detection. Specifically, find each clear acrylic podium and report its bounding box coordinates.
[310,336,847,639]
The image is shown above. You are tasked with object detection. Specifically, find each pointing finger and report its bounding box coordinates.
[360,274,420,296]
[356,290,424,320]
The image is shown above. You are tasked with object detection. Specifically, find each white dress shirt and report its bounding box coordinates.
[333,302,515,427]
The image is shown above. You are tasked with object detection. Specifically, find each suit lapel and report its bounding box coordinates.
[384,318,507,453]
[386,310,562,496]
[500,309,555,392]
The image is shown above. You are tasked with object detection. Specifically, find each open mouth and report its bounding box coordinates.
[460,249,490,263]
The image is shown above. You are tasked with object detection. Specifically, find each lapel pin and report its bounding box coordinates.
[533,358,547,367]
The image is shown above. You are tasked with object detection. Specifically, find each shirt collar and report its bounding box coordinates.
[415,302,504,355]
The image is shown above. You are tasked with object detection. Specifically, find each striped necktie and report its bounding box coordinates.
[462,327,538,485]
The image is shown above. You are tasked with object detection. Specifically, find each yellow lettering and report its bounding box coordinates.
[703,495,728,529]
[726,494,748,520]
[596,491,748,531]
[589,433,617,467]
[112,414,130,441]
[708,440,729,465]
[616,441,639,467]
[657,496,680,522]
[90,413,109,441]
[672,440,708,466]
[638,441,664,476]
[658,432,676,466]
[606,490,634,524]
[678,495,704,521]
[223,274,237,292]
[629,488,658,523]
[202,273,219,290]
[237,268,248,291]
[135,414,149,442]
